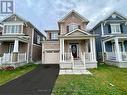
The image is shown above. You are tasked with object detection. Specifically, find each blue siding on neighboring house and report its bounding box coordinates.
[105,41,112,52]
[94,26,102,53]
[103,24,109,35]
[121,24,127,34]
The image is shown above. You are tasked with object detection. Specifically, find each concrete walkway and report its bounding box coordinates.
[0,64,60,95]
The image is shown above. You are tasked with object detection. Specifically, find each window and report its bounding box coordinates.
[4,25,22,34]
[37,35,41,44]
[110,24,121,34]
[51,32,58,40]
[68,23,79,32]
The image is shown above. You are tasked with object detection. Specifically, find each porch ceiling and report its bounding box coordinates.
[0,36,29,43]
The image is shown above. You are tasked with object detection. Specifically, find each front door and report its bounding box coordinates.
[71,44,77,58]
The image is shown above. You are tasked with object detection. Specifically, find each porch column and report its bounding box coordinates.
[102,41,106,62]
[90,38,94,61]
[92,37,96,61]
[62,39,65,62]
[12,39,19,62]
[114,38,121,62]
[13,39,19,53]
[60,38,64,62]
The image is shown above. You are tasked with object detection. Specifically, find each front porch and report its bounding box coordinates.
[102,36,127,68]
[59,37,97,69]
[0,36,29,67]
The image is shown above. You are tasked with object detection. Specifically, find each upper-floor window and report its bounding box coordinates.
[110,24,121,34]
[4,25,22,34]
[51,32,58,40]
[37,35,41,44]
[67,23,80,32]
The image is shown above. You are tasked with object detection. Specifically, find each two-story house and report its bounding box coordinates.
[0,14,46,67]
[42,10,97,73]
[92,11,127,68]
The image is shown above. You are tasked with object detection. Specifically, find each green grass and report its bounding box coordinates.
[53,64,127,95]
[0,63,38,86]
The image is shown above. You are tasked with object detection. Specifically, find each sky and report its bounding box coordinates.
[1,0,127,34]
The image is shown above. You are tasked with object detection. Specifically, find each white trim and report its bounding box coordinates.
[101,23,104,36]
[114,38,122,61]
[31,28,34,62]
[3,23,24,35]
[33,44,41,47]
[110,23,121,34]
[13,39,19,52]
[27,43,29,63]
[60,39,62,62]
[65,29,91,36]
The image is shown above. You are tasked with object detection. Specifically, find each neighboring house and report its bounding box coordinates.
[0,14,46,67]
[42,10,97,70]
[92,11,127,68]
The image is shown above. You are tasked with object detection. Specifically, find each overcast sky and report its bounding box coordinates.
[1,0,127,33]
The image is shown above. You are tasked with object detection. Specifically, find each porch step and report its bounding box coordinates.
[73,60,86,70]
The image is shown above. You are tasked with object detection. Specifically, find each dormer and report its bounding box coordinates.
[58,10,89,35]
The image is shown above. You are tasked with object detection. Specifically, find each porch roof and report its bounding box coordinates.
[0,36,29,43]
[102,34,127,42]
[58,29,96,39]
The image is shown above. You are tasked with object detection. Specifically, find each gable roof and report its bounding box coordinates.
[103,11,127,21]
[92,11,127,30]
[58,10,89,24]
[0,14,45,37]
[61,29,93,38]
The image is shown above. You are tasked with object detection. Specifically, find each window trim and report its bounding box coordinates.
[51,32,58,40]
[110,23,121,34]
[37,35,41,44]
[68,23,79,32]
[3,22,23,35]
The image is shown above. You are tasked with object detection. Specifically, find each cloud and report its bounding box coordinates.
[1,0,127,32]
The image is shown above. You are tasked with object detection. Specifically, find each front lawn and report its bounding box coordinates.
[0,63,38,86]
[53,64,127,95]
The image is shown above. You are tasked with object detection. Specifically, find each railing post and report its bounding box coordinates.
[84,52,86,68]
[71,53,74,69]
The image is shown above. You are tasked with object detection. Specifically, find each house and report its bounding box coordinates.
[0,14,46,67]
[92,11,127,68]
[42,10,97,71]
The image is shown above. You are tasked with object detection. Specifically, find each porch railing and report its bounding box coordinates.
[105,52,127,62]
[85,52,93,62]
[0,53,27,64]
[71,53,74,68]
[105,52,117,61]
[121,52,127,61]
[18,53,27,62]
[81,52,86,68]
[63,53,72,62]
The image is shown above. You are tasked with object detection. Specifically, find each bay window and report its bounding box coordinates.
[4,25,22,34]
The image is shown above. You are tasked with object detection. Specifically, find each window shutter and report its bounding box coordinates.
[78,25,81,29]
[120,24,123,33]
[108,24,111,33]
[67,26,69,33]
[49,33,51,39]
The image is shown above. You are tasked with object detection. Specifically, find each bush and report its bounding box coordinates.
[0,66,15,70]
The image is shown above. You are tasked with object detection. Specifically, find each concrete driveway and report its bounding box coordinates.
[0,64,60,95]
